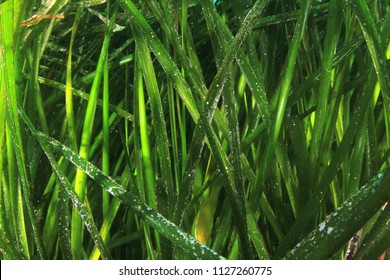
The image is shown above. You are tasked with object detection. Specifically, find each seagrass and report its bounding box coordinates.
[0,0,389,260]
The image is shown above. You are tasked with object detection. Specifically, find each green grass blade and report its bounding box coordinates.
[1,0,46,259]
[354,202,390,259]
[0,230,20,259]
[274,69,379,257]
[25,124,224,260]
[102,53,110,218]
[20,108,112,260]
[308,0,342,183]
[131,55,158,259]
[65,7,82,152]
[2,0,389,261]
[135,61,155,207]
[200,0,272,123]
[37,77,134,123]
[252,0,311,205]
[117,0,199,122]
[174,0,272,259]
[71,6,118,259]
[352,0,390,153]
[57,185,73,260]
[133,25,175,213]
[351,0,390,103]
[285,168,390,259]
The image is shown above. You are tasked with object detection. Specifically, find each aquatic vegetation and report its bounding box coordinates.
[0,0,389,260]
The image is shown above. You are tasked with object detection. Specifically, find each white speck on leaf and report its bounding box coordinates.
[319,221,326,231]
